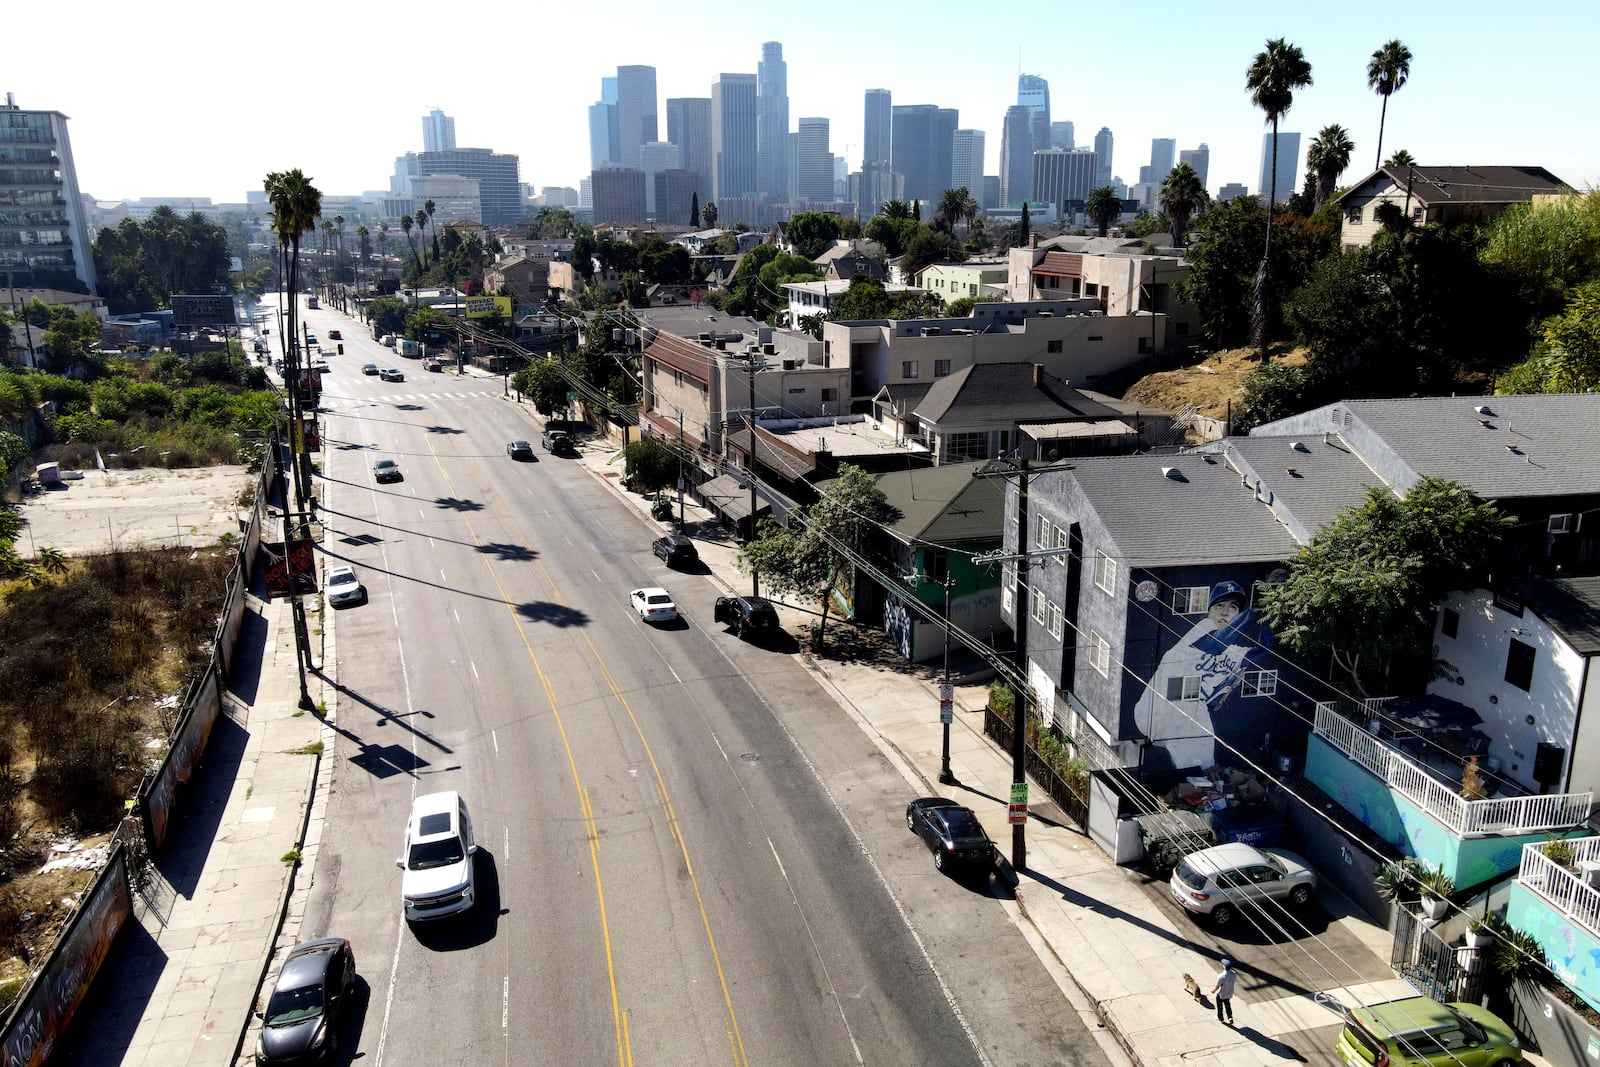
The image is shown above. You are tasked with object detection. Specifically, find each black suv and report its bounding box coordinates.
[713,596,779,640]
[652,534,699,568]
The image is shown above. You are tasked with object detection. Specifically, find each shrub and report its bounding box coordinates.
[988,682,1015,715]
[50,412,118,445]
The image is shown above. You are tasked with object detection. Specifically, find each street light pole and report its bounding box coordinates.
[938,572,958,785]
[747,357,760,597]
[675,407,686,530]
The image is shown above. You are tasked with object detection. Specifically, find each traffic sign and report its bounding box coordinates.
[938,681,954,702]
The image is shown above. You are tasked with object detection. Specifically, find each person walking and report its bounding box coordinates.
[1212,958,1237,1024]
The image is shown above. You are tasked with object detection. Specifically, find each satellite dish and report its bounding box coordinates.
[1135,580,1158,602]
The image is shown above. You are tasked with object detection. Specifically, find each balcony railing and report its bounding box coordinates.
[1519,839,1600,939]
[1314,702,1591,836]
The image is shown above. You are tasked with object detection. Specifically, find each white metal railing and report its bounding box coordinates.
[1519,841,1600,939]
[1314,703,1592,837]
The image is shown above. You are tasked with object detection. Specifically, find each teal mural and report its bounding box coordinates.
[1508,883,1600,1015]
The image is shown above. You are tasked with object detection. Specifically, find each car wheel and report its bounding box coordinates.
[733,618,744,639]
[906,811,916,832]
[933,849,945,872]
[1289,884,1312,906]
[1211,903,1236,927]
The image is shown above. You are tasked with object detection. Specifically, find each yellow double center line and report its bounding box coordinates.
[423,433,750,1067]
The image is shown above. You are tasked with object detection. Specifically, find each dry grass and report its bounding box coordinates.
[1119,344,1310,419]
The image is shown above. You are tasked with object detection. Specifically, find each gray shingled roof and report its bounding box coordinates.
[915,363,1121,425]
[1509,577,1600,657]
[1222,434,1385,542]
[1332,165,1568,208]
[870,462,1004,544]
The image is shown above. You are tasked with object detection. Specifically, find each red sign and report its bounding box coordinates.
[261,536,318,598]
[1008,803,1028,825]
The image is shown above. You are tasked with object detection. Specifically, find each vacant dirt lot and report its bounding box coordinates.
[1121,344,1310,418]
[14,466,253,559]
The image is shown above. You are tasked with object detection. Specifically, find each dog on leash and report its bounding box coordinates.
[1183,974,1203,1002]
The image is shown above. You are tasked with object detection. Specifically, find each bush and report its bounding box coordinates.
[50,412,118,445]
[987,681,1015,715]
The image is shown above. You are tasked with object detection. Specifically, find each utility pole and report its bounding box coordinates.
[675,407,686,530]
[907,567,960,786]
[1011,456,1030,872]
[746,356,761,597]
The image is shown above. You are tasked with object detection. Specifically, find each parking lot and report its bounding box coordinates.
[15,465,252,558]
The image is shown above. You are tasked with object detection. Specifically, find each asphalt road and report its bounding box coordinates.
[290,299,1109,1067]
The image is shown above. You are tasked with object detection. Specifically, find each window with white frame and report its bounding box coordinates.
[1089,632,1110,676]
[1174,586,1208,614]
[1037,515,1052,548]
[1094,550,1116,594]
[1031,587,1047,624]
[1242,670,1278,697]
[944,431,988,462]
[1165,675,1201,701]
[1048,602,1063,639]
[1001,561,1015,614]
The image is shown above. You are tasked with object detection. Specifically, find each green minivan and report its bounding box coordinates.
[1336,996,1521,1066]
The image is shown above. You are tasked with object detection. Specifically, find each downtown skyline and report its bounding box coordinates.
[9,0,1597,206]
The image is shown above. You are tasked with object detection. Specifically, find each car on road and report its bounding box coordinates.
[651,534,698,568]
[305,332,318,346]
[372,458,402,483]
[506,440,535,461]
[396,791,477,921]
[254,937,357,1065]
[362,363,379,375]
[1336,996,1521,1066]
[541,427,574,454]
[328,329,342,340]
[381,334,397,348]
[630,587,679,623]
[424,358,444,372]
[1169,842,1318,927]
[379,368,404,382]
[713,595,779,640]
[906,797,996,874]
[325,565,364,607]
[310,360,330,374]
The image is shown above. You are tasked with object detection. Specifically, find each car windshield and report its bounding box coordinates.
[647,595,672,606]
[376,461,394,469]
[408,836,465,870]
[264,981,324,1027]
[330,573,355,587]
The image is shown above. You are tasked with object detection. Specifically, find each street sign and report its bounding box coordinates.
[938,679,953,724]
[566,390,580,402]
[1008,803,1028,825]
[939,681,954,703]
[1010,782,1028,805]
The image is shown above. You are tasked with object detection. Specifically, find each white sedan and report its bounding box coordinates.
[629,587,678,624]
[326,565,365,607]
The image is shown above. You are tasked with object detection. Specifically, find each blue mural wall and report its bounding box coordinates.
[1306,736,1544,888]
[1508,884,1600,1015]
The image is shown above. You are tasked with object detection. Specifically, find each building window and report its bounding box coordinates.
[787,387,806,394]
[1165,675,1200,701]
[1087,335,1103,342]
[1440,608,1460,639]
[901,360,919,379]
[1089,632,1110,677]
[944,431,989,462]
[1346,206,1363,224]
[1549,513,1573,533]
[1242,670,1278,697]
[1174,586,1208,614]
[1048,275,1060,289]
[1505,639,1536,692]
[934,359,951,377]
[1085,283,1099,297]
[1054,527,1068,552]
[1037,516,1052,548]
[1411,206,1423,220]
[1493,592,1524,618]
[1047,339,1063,353]
[1001,561,1015,614]
[821,388,836,402]
[1048,603,1063,639]
[1094,550,1116,595]
[1032,587,1047,624]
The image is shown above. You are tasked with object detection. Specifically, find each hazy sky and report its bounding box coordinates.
[12,0,1597,206]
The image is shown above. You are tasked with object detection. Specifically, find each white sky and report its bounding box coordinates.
[12,0,1597,206]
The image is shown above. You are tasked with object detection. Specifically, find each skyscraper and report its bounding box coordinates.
[590,166,646,224]
[757,42,789,201]
[616,65,658,170]
[0,94,97,295]
[1149,138,1177,184]
[422,108,456,152]
[1179,144,1210,189]
[891,105,956,205]
[796,118,832,202]
[417,148,522,226]
[1257,131,1301,205]
[1032,149,1098,212]
[588,77,619,169]
[1051,121,1075,150]
[638,142,682,215]
[951,130,985,197]
[998,105,1032,207]
[863,89,891,170]
[712,74,758,202]
[1017,74,1050,172]
[666,97,713,197]
[1093,127,1114,188]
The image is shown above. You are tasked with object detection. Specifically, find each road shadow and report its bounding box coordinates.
[425,425,465,435]
[408,850,501,951]
[396,403,426,411]
[434,497,484,512]
[332,975,373,1062]
[515,601,591,628]
[477,542,538,563]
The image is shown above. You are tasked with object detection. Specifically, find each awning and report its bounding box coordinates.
[698,473,772,522]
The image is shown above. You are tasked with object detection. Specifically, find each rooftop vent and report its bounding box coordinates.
[920,327,941,336]
[1475,404,1495,416]
[1037,310,1054,317]
[1285,467,1300,476]
[1161,467,1187,482]
[1290,441,1310,453]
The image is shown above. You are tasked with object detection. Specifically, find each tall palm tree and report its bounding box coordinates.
[263,168,322,504]
[355,224,369,302]
[1085,186,1122,237]
[1367,40,1413,171]
[400,214,417,270]
[1385,148,1416,168]
[423,199,437,267]
[935,188,972,233]
[1245,37,1313,358]
[1306,124,1355,209]
[1159,163,1209,247]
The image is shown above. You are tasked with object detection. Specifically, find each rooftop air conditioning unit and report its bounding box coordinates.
[921,327,940,336]
[1579,860,1600,889]
[763,342,777,355]
[1038,310,1054,317]
[782,358,798,371]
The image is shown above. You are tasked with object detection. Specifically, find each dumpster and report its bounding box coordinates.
[1210,805,1285,848]
[1135,809,1217,872]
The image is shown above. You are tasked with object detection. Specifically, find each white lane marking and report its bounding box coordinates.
[503,825,509,860]
[453,609,461,625]
[502,974,509,1037]
[471,660,479,680]
[375,910,408,1067]
[668,666,682,683]
[492,729,499,754]
[440,569,447,583]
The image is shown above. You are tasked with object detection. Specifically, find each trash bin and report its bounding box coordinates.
[1210,805,1285,848]
[1135,810,1218,872]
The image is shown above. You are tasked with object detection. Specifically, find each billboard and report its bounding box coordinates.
[464,295,513,319]
[171,295,238,327]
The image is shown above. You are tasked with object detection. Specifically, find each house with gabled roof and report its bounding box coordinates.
[1331,164,1568,249]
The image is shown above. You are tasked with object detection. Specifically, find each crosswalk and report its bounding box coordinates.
[321,390,487,406]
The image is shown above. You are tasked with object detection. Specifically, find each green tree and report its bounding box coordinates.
[1498,279,1600,393]
[935,188,977,234]
[1085,187,1122,238]
[621,437,678,491]
[368,296,408,337]
[701,202,718,228]
[863,214,919,259]
[689,191,700,228]
[1480,191,1600,326]
[785,212,843,258]
[512,358,573,416]
[1306,124,1355,210]
[1259,477,1511,695]
[900,227,964,280]
[1159,164,1208,247]
[1384,148,1416,168]
[400,214,418,269]
[1367,40,1413,171]
[1014,202,1031,247]
[1246,37,1314,358]
[880,199,911,221]
[618,272,650,307]
[1233,360,1313,434]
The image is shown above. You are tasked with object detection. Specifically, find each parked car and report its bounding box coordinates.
[372,458,402,483]
[425,358,444,372]
[713,595,779,640]
[906,797,996,874]
[379,368,404,382]
[651,534,698,569]
[1336,996,1521,1066]
[1169,842,1317,926]
[328,329,342,341]
[541,427,574,454]
[629,587,678,624]
[362,363,379,375]
[381,334,397,348]
[325,565,364,607]
[254,937,356,1065]
[506,440,535,461]
[395,791,477,921]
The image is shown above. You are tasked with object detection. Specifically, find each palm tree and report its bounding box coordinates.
[400,214,417,270]
[1385,148,1416,168]
[1368,40,1413,171]
[1159,164,1209,247]
[936,188,970,233]
[263,167,322,503]
[881,199,911,221]
[1085,186,1122,237]
[424,199,437,267]
[355,224,369,302]
[1245,37,1313,358]
[1306,124,1355,210]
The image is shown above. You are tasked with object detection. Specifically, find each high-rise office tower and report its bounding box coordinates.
[638,142,682,215]
[666,97,713,194]
[796,118,832,202]
[0,94,97,295]
[757,42,789,201]
[1032,149,1098,212]
[1179,144,1210,189]
[422,108,456,152]
[616,65,658,170]
[1093,128,1114,188]
[1149,138,1177,184]
[863,89,892,170]
[712,74,758,202]
[588,77,619,169]
[999,105,1033,207]
[1257,131,1300,205]
[951,129,985,197]
[417,148,522,227]
[1051,121,1075,150]
[1017,74,1050,168]
[590,166,646,224]
[890,104,956,205]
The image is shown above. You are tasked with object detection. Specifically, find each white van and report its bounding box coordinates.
[395,791,477,921]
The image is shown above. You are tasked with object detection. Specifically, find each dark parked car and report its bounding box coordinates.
[328,329,342,341]
[906,797,996,873]
[652,534,698,568]
[541,427,574,454]
[713,595,779,640]
[254,937,356,1064]
[506,440,535,461]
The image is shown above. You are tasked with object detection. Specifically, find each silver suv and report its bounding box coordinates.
[1169,842,1317,927]
[395,791,477,921]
